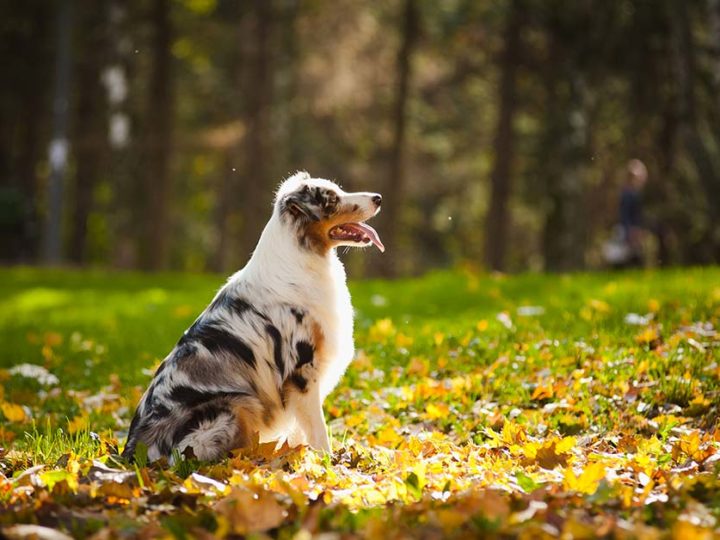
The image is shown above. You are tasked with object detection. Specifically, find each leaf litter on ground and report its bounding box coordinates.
[0,268,719,538]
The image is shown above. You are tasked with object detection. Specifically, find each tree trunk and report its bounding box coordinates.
[140,0,174,270]
[377,0,419,277]
[70,0,107,264]
[484,0,522,272]
[672,1,720,263]
[42,0,75,264]
[13,5,51,263]
[237,0,275,261]
[538,28,588,272]
[105,0,137,268]
[212,152,234,272]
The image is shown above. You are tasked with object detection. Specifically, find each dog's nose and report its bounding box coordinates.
[372,194,382,207]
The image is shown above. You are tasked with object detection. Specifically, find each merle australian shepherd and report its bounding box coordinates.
[122,172,384,461]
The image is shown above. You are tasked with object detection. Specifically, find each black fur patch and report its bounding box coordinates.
[266,324,284,375]
[173,342,198,364]
[181,322,256,368]
[210,291,262,319]
[127,411,141,437]
[282,184,339,223]
[290,307,305,323]
[289,372,308,392]
[158,438,171,457]
[122,413,143,457]
[228,297,256,316]
[169,385,249,408]
[152,403,171,418]
[315,186,339,215]
[296,341,314,368]
[145,382,157,410]
[172,405,224,446]
[155,360,168,376]
[208,290,231,312]
[180,318,201,339]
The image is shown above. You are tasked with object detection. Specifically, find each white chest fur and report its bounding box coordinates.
[228,218,356,400]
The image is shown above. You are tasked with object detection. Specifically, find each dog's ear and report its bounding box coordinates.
[283,190,321,222]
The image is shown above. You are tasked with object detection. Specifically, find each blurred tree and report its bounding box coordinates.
[0,2,53,263]
[484,0,522,272]
[106,0,137,268]
[238,0,276,259]
[672,1,720,263]
[43,0,75,264]
[139,0,175,270]
[3,0,720,273]
[379,0,419,277]
[70,0,109,264]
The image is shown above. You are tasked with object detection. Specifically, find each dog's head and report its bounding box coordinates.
[275,172,384,255]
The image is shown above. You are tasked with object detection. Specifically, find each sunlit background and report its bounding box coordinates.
[2,0,720,277]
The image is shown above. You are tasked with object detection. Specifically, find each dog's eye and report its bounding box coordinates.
[318,190,338,212]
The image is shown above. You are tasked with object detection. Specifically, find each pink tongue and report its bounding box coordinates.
[348,222,385,252]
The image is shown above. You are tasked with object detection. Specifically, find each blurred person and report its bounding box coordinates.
[603,159,648,268]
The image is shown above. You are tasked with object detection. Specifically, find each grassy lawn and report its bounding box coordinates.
[1,266,719,538]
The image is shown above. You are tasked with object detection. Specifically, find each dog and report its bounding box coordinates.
[122,172,384,461]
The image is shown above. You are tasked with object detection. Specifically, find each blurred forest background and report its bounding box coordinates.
[2,0,720,277]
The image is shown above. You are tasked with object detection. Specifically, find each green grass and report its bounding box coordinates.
[1,266,719,538]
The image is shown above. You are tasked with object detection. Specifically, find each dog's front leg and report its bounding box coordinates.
[287,380,330,452]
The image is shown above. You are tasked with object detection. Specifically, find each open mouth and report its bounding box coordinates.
[328,222,385,252]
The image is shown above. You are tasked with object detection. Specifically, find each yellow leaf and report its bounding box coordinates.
[531,384,554,401]
[425,402,449,420]
[521,441,540,460]
[375,426,403,448]
[67,414,88,434]
[672,519,714,540]
[564,462,606,494]
[406,357,428,377]
[533,440,571,469]
[690,394,710,407]
[502,421,526,445]
[556,436,576,454]
[40,469,78,492]
[410,460,427,490]
[344,413,365,428]
[635,326,659,345]
[589,299,610,313]
[1,401,26,423]
[369,318,395,341]
[395,332,413,348]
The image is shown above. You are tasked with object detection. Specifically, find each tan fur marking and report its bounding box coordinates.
[258,389,280,427]
[301,207,372,255]
[231,401,262,450]
[312,321,325,364]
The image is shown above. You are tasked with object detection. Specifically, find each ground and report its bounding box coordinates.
[0,266,719,539]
